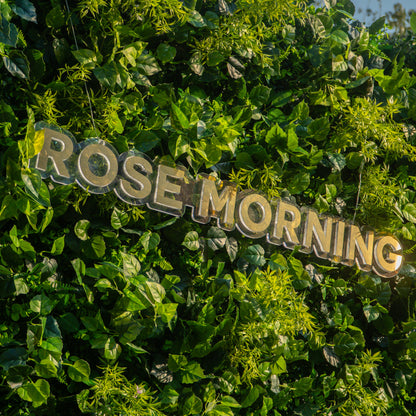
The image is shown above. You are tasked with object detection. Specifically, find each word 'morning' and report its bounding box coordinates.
[30,124,404,278]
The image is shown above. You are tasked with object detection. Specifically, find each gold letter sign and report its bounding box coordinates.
[30,124,404,278]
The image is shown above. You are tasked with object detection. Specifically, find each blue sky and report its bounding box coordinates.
[352,0,416,23]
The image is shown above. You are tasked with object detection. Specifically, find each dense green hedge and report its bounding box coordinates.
[1,0,416,414]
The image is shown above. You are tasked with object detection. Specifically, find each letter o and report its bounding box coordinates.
[237,193,272,238]
[78,143,118,188]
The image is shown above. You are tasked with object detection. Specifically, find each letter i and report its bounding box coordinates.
[332,220,345,261]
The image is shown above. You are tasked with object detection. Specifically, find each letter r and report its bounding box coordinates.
[35,128,74,180]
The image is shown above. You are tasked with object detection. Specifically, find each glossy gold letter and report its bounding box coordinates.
[35,128,74,181]
[78,142,118,190]
[236,192,272,238]
[152,164,185,215]
[373,235,403,278]
[116,154,153,204]
[331,220,346,261]
[344,225,374,271]
[268,200,301,247]
[193,176,236,230]
[302,209,332,258]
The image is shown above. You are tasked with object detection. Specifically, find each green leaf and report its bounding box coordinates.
[183,231,200,250]
[182,362,205,384]
[11,0,37,22]
[330,29,349,45]
[0,15,18,46]
[58,313,80,334]
[0,347,27,371]
[40,337,63,354]
[188,10,206,27]
[183,394,203,415]
[327,153,346,172]
[44,316,62,339]
[9,224,19,246]
[20,239,36,256]
[143,281,166,304]
[189,52,204,75]
[30,294,55,315]
[225,237,238,261]
[346,152,364,169]
[35,359,58,378]
[288,172,310,194]
[411,13,416,34]
[206,227,227,251]
[72,49,100,69]
[170,134,189,159]
[287,128,300,152]
[160,384,180,406]
[156,43,177,63]
[3,51,30,79]
[250,85,271,107]
[293,377,313,397]
[322,346,341,367]
[161,274,180,290]
[111,207,129,229]
[290,100,309,121]
[136,53,161,76]
[221,396,241,408]
[37,183,51,210]
[135,130,161,152]
[26,48,45,79]
[27,324,44,352]
[207,51,225,66]
[52,38,70,65]
[401,223,416,240]
[334,332,358,355]
[122,41,146,66]
[265,124,287,147]
[168,354,188,372]
[403,203,416,223]
[93,62,119,90]
[242,245,266,267]
[104,337,122,360]
[14,277,29,295]
[308,117,330,140]
[121,252,141,277]
[271,90,293,107]
[68,359,91,383]
[18,379,50,407]
[107,111,124,134]
[140,231,160,250]
[374,315,394,335]
[86,235,106,258]
[51,235,65,255]
[241,386,260,407]
[75,220,90,241]
[45,6,65,29]
[289,257,311,290]
[21,168,41,198]
[95,278,113,290]
[204,144,222,168]
[324,0,336,8]
[72,258,86,283]
[156,302,178,324]
[171,103,190,130]
[332,54,348,72]
[369,16,385,35]
[363,305,380,323]
[341,0,355,15]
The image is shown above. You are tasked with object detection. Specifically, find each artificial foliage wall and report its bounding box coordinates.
[1,0,416,414]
